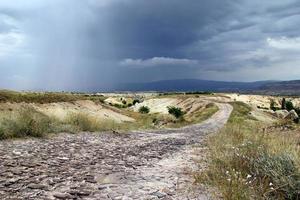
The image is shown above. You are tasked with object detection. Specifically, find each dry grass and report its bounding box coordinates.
[0,106,53,139]
[65,112,117,132]
[0,107,119,139]
[195,102,300,200]
[0,90,106,104]
[0,93,220,139]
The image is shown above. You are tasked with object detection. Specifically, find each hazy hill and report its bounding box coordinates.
[257,80,300,95]
[116,79,277,93]
[115,79,300,95]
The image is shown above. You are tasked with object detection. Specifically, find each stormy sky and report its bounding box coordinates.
[1,0,300,91]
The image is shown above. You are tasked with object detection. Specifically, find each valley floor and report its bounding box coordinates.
[0,104,232,200]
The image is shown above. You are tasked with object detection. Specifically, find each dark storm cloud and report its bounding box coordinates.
[1,0,300,91]
[98,0,236,59]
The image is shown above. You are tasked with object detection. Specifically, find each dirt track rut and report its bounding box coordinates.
[0,103,232,200]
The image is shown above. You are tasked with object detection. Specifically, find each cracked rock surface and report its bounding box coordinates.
[0,103,232,200]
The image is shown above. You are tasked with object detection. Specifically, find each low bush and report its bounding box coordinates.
[286,101,294,112]
[252,153,300,199]
[127,103,133,107]
[139,106,150,114]
[167,106,185,119]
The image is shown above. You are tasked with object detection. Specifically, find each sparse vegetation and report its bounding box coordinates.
[158,91,213,96]
[66,112,118,132]
[195,102,300,200]
[185,91,214,95]
[66,112,101,132]
[166,103,218,128]
[0,108,120,139]
[0,90,106,104]
[0,106,53,139]
[138,106,150,114]
[0,94,222,140]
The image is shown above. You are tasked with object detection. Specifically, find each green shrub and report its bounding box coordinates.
[122,100,127,105]
[252,153,300,199]
[139,106,150,114]
[286,101,294,111]
[167,106,185,119]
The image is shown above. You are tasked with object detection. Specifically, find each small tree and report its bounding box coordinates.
[281,98,286,110]
[167,106,185,119]
[122,100,127,105]
[138,106,150,114]
[286,101,294,111]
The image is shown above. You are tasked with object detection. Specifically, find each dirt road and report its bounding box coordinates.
[0,103,232,200]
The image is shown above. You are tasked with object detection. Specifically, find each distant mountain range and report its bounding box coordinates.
[258,80,300,95]
[115,79,300,95]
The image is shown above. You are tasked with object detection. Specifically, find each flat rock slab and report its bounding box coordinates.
[0,104,232,200]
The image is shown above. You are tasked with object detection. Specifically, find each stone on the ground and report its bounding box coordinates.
[275,110,289,118]
[0,103,232,200]
[284,110,299,120]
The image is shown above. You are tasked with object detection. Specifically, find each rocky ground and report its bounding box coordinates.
[0,103,232,200]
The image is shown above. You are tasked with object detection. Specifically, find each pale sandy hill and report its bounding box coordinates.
[133,98,179,114]
[133,97,210,114]
[224,93,300,108]
[0,100,134,123]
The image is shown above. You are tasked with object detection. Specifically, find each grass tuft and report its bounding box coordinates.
[0,106,52,139]
[195,102,300,200]
[65,112,116,132]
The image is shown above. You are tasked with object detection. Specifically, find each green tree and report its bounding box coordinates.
[167,106,185,119]
[133,99,140,105]
[281,98,286,110]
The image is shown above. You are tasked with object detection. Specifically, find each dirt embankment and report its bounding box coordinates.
[0,100,134,123]
[133,97,213,115]
[224,93,300,108]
